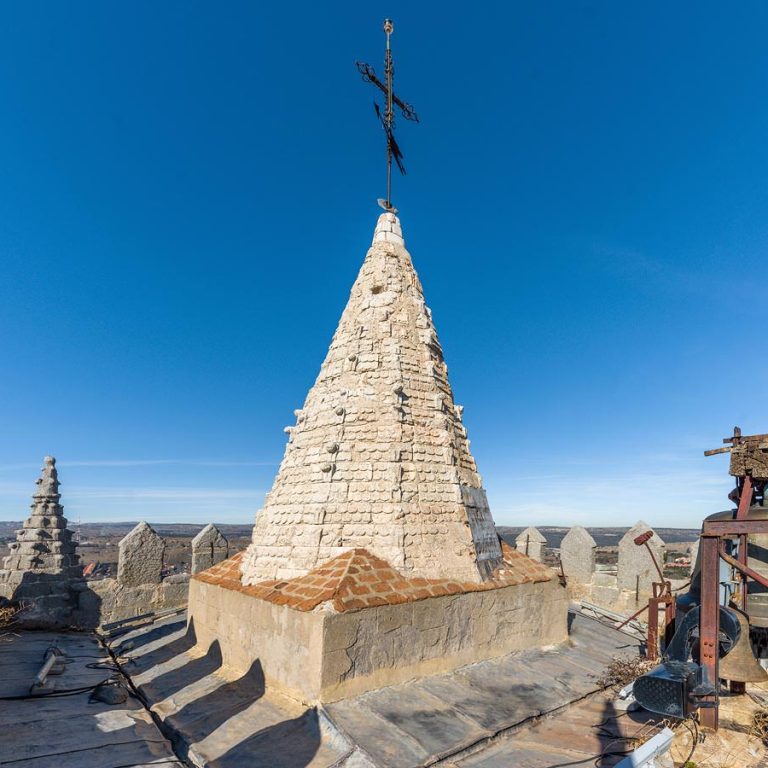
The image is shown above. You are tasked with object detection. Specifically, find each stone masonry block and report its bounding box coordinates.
[191,523,229,574]
[560,526,597,584]
[117,521,165,587]
[617,520,665,594]
[514,527,546,562]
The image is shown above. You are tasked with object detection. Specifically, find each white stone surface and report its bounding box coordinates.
[241,213,503,584]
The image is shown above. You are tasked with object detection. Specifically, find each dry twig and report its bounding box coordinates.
[597,655,657,691]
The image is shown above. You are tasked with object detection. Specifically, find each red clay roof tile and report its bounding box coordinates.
[192,539,556,614]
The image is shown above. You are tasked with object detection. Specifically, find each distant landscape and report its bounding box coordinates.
[0,521,699,576]
[0,521,253,576]
[496,526,700,549]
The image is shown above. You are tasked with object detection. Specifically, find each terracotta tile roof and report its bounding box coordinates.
[193,541,556,614]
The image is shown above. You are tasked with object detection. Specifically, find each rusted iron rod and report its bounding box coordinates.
[736,476,754,610]
[736,476,754,519]
[703,520,768,536]
[634,530,666,584]
[719,544,768,590]
[616,602,649,630]
[699,534,720,730]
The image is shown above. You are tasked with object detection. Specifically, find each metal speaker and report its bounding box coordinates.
[634,661,701,719]
[720,608,768,683]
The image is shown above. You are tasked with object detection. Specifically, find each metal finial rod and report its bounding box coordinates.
[356,18,418,213]
[384,19,394,209]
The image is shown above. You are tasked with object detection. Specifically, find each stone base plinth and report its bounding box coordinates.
[188,557,569,703]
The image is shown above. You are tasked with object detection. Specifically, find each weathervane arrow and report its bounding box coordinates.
[356,19,419,213]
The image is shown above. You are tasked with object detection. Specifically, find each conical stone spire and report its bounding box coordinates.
[2,457,81,577]
[240,213,503,585]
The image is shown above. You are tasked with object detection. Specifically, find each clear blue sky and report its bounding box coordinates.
[1,2,766,528]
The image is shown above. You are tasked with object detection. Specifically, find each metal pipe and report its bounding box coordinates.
[30,646,62,694]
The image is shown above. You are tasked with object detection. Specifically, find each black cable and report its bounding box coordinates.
[85,660,121,671]
[592,710,633,728]
[681,716,699,766]
[0,680,112,701]
[546,717,668,768]
[542,749,634,768]
[100,761,180,768]
[0,739,176,766]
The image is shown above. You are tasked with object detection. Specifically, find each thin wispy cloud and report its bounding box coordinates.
[63,459,279,468]
[0,459,279,471]
[586,241,764,311]
[491,463,732,528]
[69,486,266,501]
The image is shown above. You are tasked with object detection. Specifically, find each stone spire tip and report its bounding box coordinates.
[372,212,404,248]
[34,455,60,499]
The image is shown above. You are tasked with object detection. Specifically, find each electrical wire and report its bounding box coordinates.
[680,716,699,766]
[102,761,180,768]
[592,710,633,728]
[0,681,113,701]
[85,660,122,671]
[544,715,673,768]
[542,747,634,768]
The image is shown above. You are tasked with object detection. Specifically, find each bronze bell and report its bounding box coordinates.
[719,608,768,683]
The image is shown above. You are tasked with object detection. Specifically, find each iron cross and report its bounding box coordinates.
[356,19,419,213]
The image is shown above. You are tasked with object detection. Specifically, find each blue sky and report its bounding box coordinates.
[1,2,766,528]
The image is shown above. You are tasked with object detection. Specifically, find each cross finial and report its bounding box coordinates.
[356,19,419,214]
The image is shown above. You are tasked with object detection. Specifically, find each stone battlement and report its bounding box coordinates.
[0,459,232,628]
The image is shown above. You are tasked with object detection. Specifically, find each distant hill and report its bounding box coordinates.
[0,520,699,548]
[0,520,253,540]
[497,526,699,549]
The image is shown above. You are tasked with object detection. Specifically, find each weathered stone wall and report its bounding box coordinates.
[1,573,189,630]
[551,522,673,616]
[3,519,229,629]
[320,578,569,701]
[560,520,684,614]
[188,577,326,703]
[188,576,569,704]
[74,576,189,627]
